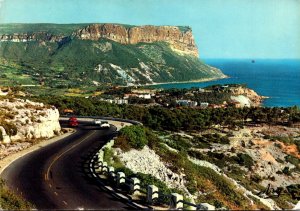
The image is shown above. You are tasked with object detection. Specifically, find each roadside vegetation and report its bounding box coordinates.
[30,95,300,131]
[0,179,34,210]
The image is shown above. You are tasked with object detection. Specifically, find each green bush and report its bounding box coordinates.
[117,125,148,149]
[164,135,191,152]
[250,174,262,183]
[135,172,171,193]
[234,153,254,169]
[285,155,300,168]
[286,184,300,201]
[282,167,291,175]
[145,128,160,149]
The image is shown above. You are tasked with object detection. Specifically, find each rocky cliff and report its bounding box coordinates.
[0,23,198,57]
[230,86,266,107]
[0,98,61,143]
[0,23,225,86]
[73,24,198,57]
[0,32,64,43]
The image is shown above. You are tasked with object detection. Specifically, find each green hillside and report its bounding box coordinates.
[0,24,225,87]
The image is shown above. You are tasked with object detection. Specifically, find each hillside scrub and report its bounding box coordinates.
[112,125,300,209]
[115,125,148,150]
[0,179,34,210]
[112,127,254,209]
[145,137,252,209]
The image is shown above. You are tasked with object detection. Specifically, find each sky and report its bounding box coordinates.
[0,0,300,59]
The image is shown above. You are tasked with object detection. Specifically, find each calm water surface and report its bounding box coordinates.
[151,59,300,107]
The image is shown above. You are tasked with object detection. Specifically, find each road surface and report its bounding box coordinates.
[1,121,137,209]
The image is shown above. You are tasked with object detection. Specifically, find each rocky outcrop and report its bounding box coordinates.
[0,23,199,57]
[0,98,61,143]
[74,24,198,57]
[0,32,65,43]
[230,86,266,107]
[114,146,192,197]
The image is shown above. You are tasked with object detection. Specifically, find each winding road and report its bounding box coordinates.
[1,120,138,209]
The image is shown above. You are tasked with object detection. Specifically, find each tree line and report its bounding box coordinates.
[30,95,300,131]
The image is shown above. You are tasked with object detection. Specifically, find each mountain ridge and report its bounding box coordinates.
[0,23,225,86]
[0,23,198,57]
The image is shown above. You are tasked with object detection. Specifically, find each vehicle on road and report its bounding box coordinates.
[94,119,110,128]
[68,117,79,127]
[100,121,110,128]
[94,119,102,125]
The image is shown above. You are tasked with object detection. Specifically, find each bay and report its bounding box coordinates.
[151,59,300,107]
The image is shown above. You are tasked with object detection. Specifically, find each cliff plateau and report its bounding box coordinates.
[74,24,198,57]
[0,23,225,86]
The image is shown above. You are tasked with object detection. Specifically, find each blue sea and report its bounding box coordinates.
[152,59,300,107]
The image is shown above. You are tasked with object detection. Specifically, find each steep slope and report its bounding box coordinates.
[0,23,225,86]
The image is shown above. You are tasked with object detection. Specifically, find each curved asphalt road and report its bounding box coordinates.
[1,121,137,210]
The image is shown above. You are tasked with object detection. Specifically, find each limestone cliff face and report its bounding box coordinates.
[0,23,199,57]
[0,98,61,143]
[0,32,64,43]
[74,24,199,57]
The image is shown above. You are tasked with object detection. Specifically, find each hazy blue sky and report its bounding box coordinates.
[0,0,299,58]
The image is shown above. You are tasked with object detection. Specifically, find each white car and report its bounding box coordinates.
[100,121,110,128]
[94,119,101,125]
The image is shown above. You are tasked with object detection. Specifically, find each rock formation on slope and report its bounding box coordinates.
[0,98,61,143]
[0,32,65,43]
[230,86,266,107]
[73,24,198,57]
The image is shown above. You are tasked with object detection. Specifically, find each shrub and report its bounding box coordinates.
[0,179,34,209]
[117,125,148,149]
[250,174,262,183]
[135,172,171,193]
[234,153,254,169]
[287,184,300,200]
[285,155,300,168]
[282,167,291,175]
[145,128,160,149]
[165,135,191,152]
[114,136,131,151]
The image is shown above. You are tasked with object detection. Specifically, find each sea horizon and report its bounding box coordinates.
[149,58,300,108]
